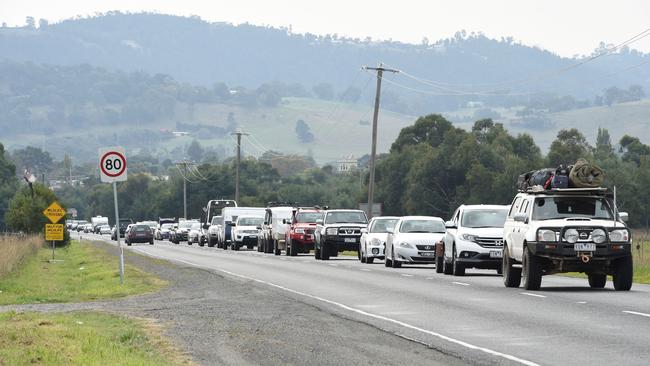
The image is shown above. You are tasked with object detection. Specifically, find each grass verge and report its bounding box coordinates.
[561,243,650,284]
[0,311,193,365]
[0,235,42,278]
[0,240,166,305]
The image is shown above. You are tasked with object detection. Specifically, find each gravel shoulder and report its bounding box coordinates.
[1,240,466,366]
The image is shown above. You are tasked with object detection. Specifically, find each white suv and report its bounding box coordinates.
[502,188,632,291]
[442,205,510,276]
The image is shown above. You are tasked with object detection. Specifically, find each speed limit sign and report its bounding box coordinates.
[99,146,128,183]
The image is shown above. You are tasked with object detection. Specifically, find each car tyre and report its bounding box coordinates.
[391,246,401,268]
[613,255,633,291]
[290,241,298,256]
[274,240,281,256]
[149,240,154,245]
[321,241,330,260]
[435,252,444,273]
[452,246,465,276]
[502,244,521,288]
[587,273,607,288]
[522,246,542,290]
[442,254,453,275]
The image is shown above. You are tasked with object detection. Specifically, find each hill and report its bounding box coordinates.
[2,12,650,110]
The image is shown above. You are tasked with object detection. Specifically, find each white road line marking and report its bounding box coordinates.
[360,269,372,272]
[576,301,587,304]
[426,277,435,280]
[452,281,470,286]
[401,274,414,277]
[623,310,650,318]
[521,292,546,298]
[131,248,540,366]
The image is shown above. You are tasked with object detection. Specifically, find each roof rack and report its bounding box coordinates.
[519,187,608,195]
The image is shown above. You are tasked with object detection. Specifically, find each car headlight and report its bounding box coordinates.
[460,234,478,242]
[399,242,414,249]
[564,229,579,243]
[537,229,557,242]
[326,228,338,235]
[609,229,629,242]
[295,228,305,234]
[371,238,381,246]
[591,229,606,244]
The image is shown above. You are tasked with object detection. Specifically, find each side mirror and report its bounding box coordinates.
[514,213,528,223]
[444,221,457,229]
[619,212,629,222]
[316,219,324,225]
[282,219,287,224]
[229,222,236,226]
[256,226,262,230]
[386,228,394,234]
[360,228,368,234]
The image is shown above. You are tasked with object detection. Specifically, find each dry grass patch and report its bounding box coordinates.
[0,235,42,278]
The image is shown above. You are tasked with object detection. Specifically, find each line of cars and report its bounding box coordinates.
[76,185,634,291]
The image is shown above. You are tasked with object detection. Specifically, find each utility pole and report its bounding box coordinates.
[363,63,398,219]
[231,129,249,203]
[176,159,192,219]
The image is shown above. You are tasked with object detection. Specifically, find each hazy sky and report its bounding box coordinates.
[2,0,649,57]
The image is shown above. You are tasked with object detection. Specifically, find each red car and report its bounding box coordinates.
[125,224,154,246]
[285,208,323,256]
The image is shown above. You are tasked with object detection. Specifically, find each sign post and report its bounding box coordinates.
[99,147,128,285]
[43,201,66,261]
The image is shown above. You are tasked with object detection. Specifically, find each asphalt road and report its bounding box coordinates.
[81,232,650,366]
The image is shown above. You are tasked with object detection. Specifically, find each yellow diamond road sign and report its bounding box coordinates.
[45,224,64,241]
[43,201,66,223]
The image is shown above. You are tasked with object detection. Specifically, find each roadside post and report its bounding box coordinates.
[43,201,65,261]
[99,147,128,284]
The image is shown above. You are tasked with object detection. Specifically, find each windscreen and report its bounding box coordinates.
[461,209,508,228]
[295,212,323,223]
[134,225,149,232]
[325,211,368,224]
[370,218,399,233]
[211,216,222,225]
[532,197,613,220]
[191,223,200,229]
[238,217,263,226]
[399,219,445,233]
[161,223,174,229]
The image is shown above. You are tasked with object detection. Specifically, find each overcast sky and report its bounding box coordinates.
[2,0,649,57]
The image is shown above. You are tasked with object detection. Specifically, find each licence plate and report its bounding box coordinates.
[489,250,503,258]
[419,252,435,257]
[344,238,356,243]
[305,235,312,240]
[249,235,257,238]
[574,243,596,252]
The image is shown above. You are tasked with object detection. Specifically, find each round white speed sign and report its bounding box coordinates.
[99,147,128,182]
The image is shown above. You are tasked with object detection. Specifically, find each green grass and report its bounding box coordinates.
[0,311,193,365]
[0,241,166,305]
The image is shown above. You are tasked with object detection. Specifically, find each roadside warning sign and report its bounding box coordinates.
[45,224,64,241]
[43,201,66,223]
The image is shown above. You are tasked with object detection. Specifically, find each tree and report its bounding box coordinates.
[0,143,18,230]
[9,146,54,175]
[547,129,592,166]
[5,183,61,234]
[186,139,204,162]
[595,128,613,158]
[25,16,35,29]
[312,83,334,100]
[295,120,314,143]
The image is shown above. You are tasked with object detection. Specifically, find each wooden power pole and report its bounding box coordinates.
[231,129,249,203]
[364,63,398,219]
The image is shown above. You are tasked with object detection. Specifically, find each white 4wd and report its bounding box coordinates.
[502,188,632,291]
[442,205,510,276]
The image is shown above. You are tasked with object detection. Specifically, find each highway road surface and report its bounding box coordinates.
[82,233,650,366]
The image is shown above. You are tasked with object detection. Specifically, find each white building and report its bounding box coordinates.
[336,155,358,175]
